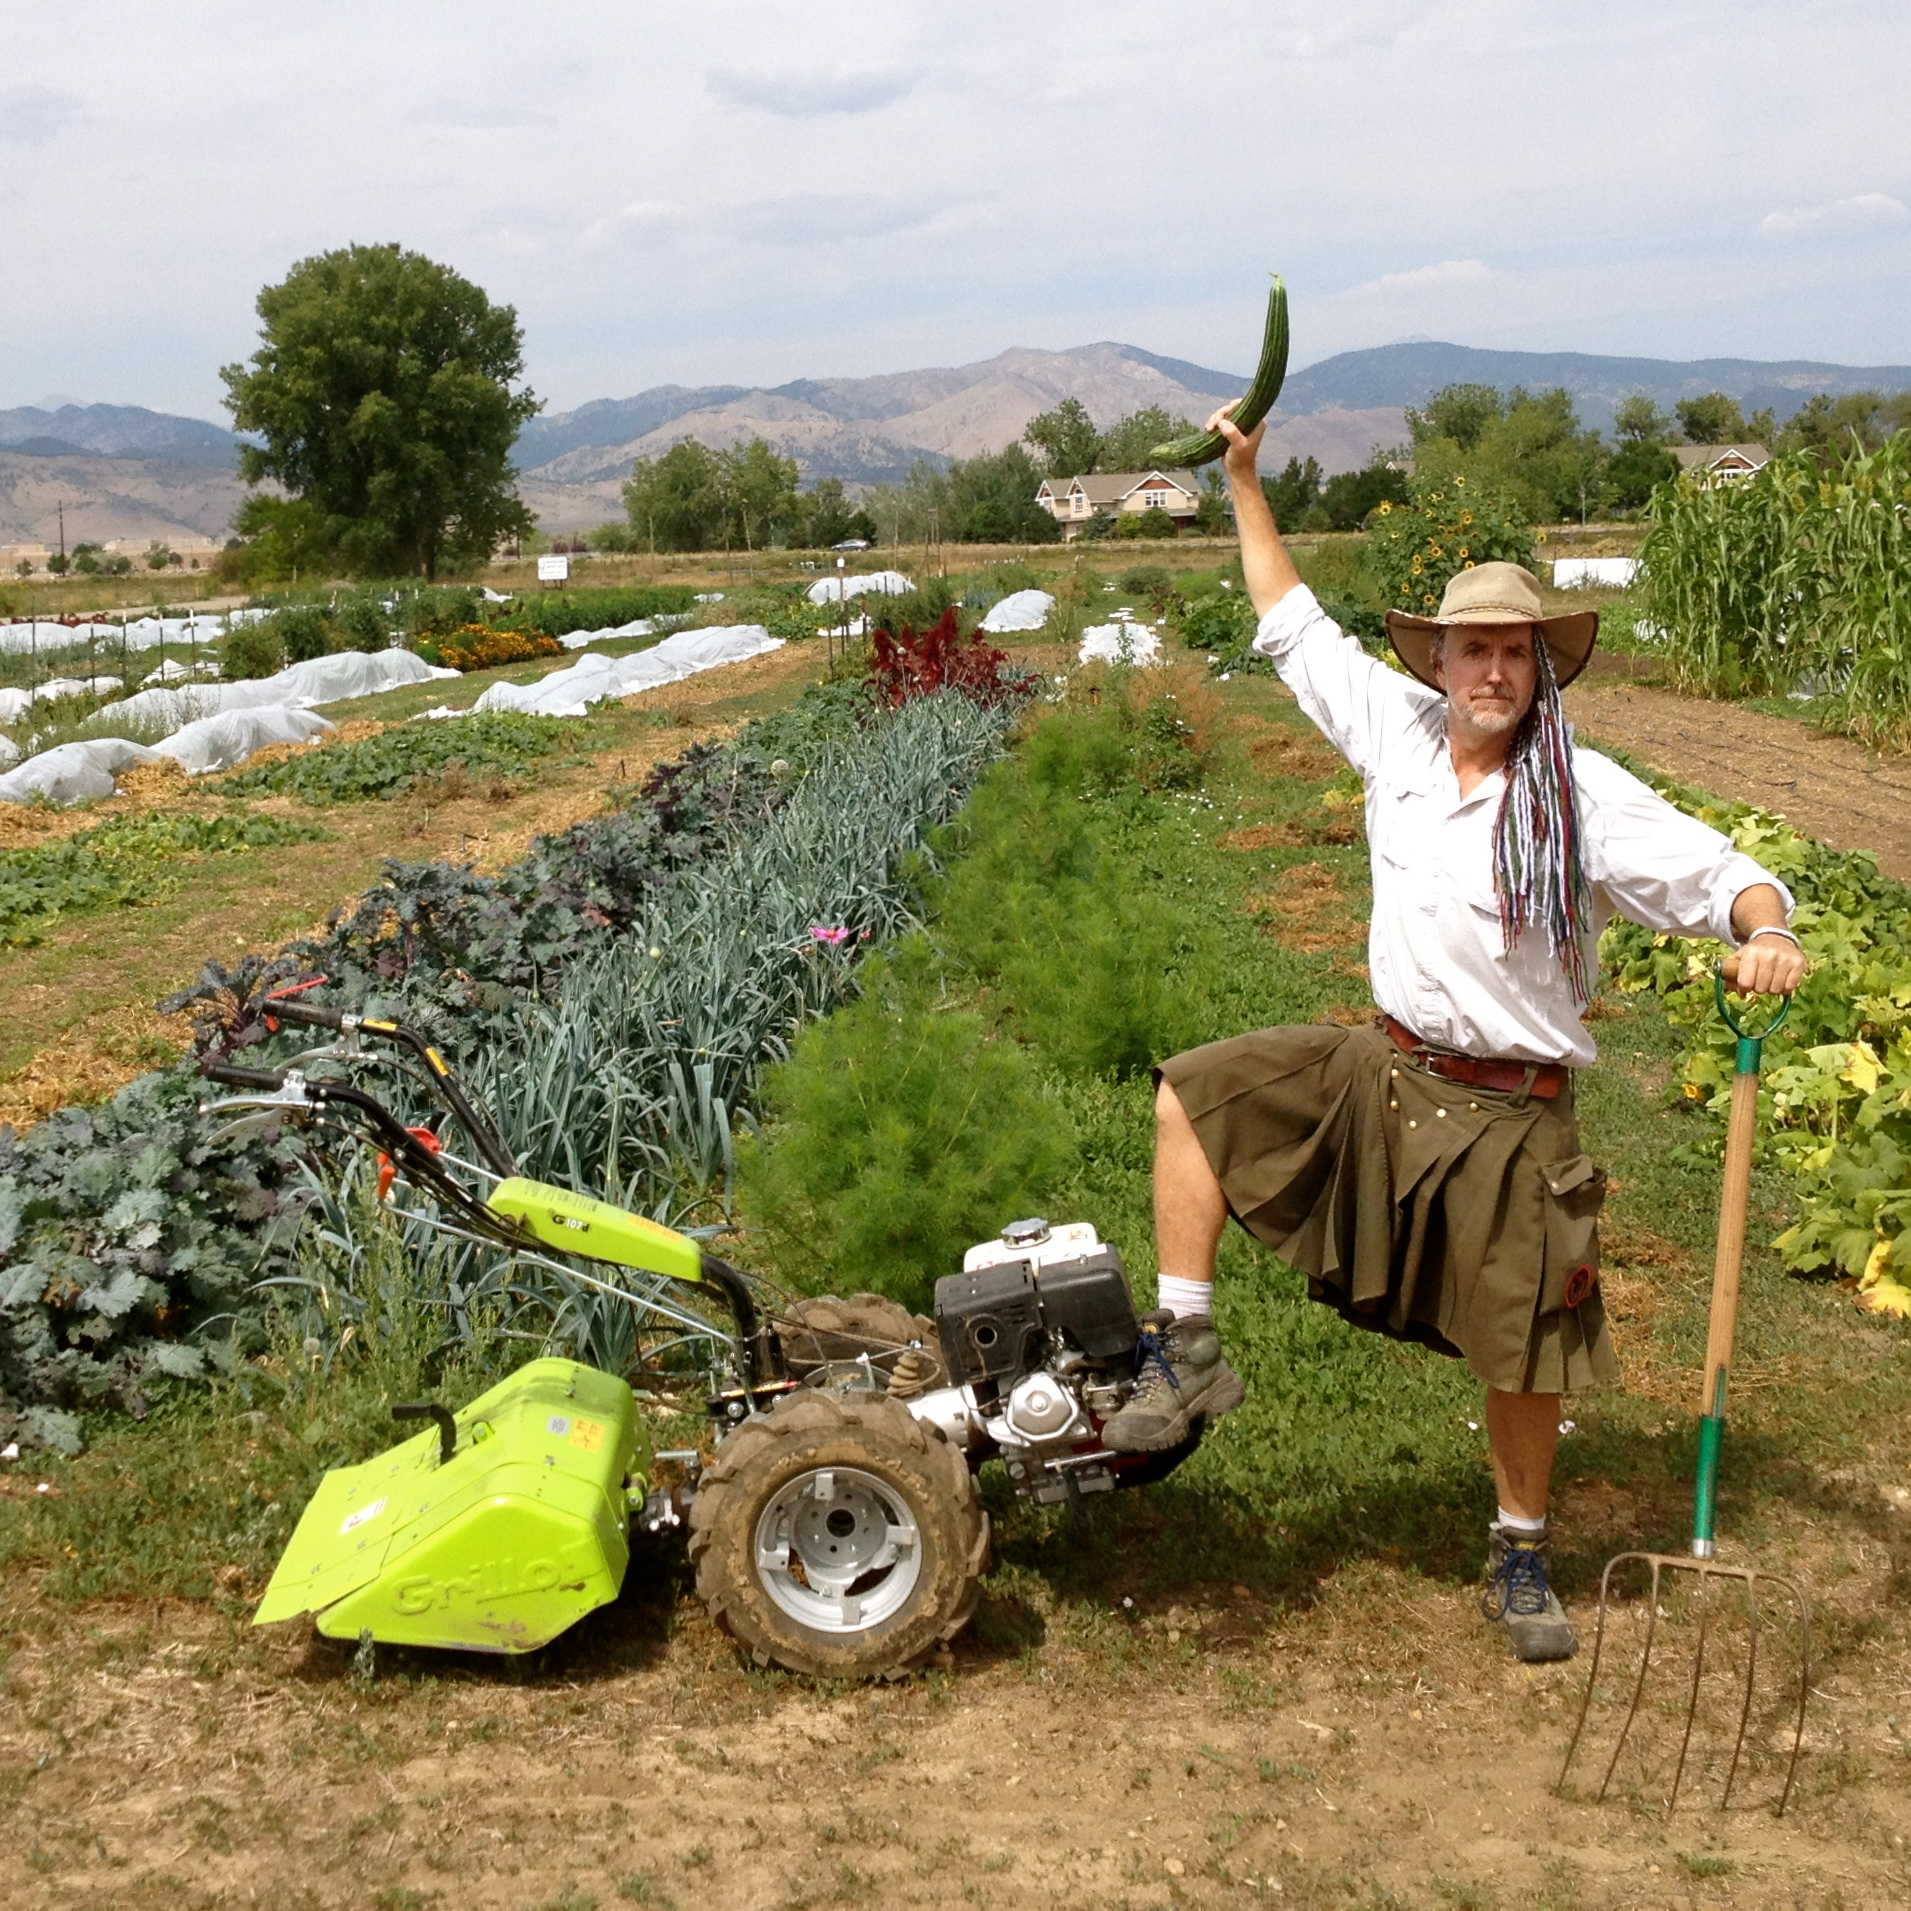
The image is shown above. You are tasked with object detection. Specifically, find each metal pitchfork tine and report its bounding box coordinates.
[1559,958,1812,1817]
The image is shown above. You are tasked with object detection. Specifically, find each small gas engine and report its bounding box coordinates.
[903,1218,1185,1503]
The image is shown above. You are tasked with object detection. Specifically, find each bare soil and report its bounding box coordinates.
[1565,673,1911,880]
[2,1511,1905,1911]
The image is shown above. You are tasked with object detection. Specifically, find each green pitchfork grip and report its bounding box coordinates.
[1691,962,1791,1559]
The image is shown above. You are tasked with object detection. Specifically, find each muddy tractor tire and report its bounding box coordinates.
[688,1389,987,1679]
[774,1293,947,1395]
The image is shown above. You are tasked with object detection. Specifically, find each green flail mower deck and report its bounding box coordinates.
[253,1357,645,1654]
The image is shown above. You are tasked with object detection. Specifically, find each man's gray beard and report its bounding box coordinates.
[1455,693,1523,738]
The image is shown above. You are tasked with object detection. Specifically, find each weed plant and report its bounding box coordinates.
[508,586,697,642]
[3,694,184,760]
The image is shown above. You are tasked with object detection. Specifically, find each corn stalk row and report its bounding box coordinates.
[1638,432,1911,746]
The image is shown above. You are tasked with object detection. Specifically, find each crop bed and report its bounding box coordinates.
[2,642,1907,1908]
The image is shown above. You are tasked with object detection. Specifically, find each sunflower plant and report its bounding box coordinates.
[1363,473,1535,616]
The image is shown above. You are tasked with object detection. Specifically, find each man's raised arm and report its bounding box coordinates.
[1212,407,1303,617]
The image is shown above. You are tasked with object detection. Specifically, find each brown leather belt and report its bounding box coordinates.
[1377,1012,1567,1101]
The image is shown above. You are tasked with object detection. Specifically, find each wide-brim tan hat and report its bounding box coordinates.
[1384,560,1598,692]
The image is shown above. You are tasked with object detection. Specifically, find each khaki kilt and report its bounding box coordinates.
[1158,1020,1619,1394]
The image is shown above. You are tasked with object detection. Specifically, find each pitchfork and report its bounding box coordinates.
[1558,960,1810,1816]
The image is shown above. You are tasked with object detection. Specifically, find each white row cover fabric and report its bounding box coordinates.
[0,609,270,656]
[1552,557,1640,589]
[0,678,126,723]
[0,734,18,769]
[0,738,157,805]
[1078,622,1163,665]
[30,676,122,703]
[153,707,337,775]
[145,657,221,682]
[559,615,654,651]
[979,589,1055,633]
[109,647,456,733]
[806,570,913,605]
[474,625,783,718]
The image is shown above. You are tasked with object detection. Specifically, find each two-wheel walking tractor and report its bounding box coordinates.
[211,999,1209,1679]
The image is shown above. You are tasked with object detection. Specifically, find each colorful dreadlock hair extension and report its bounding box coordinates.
[1492,636,1593,1004]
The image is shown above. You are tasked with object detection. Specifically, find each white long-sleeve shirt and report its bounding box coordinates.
[1253,586,1790,1066]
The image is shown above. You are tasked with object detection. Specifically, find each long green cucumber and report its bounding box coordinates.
[1147,275,1289,468]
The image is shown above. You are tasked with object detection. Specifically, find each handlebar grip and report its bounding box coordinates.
[201,1063,288,1089]
[266,998,345,1030]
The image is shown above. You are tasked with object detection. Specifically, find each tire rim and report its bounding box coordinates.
[752,1465,923,1634]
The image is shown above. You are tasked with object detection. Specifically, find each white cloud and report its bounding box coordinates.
[707,67,922,118]
[0,85,83,144]
[1346,260,1496,298]
[713,193,952,247]
[411,103,556,130]
[578,201,689,249]
[1759,192,1909,238]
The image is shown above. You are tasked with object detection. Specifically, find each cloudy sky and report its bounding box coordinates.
[2,0,1907,421]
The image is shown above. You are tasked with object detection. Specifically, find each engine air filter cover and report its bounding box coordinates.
[934,1261,1044,1387]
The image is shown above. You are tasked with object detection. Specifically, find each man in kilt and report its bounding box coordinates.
[1100,409,1808,1661]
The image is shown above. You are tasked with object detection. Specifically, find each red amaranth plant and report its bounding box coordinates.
[866,607,1033,710]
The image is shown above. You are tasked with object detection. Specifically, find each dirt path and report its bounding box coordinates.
[1565,675,1911,879]
[2,1527,1904,1911]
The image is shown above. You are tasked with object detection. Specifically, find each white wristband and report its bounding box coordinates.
[1744,925,1800,948]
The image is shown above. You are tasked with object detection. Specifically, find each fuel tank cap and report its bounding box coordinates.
[1001,1217,1051,1248]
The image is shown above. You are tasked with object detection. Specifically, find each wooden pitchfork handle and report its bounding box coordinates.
[1691,958,1791,1560]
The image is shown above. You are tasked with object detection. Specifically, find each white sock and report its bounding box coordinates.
[1496,1506,1546,1536]
[1156,1274,1214,1322]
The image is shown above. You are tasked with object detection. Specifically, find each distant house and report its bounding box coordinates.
[1672,444,1770,487]
[1035,469,1202,538]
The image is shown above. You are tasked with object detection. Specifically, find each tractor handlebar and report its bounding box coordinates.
[203,1063,290,1090]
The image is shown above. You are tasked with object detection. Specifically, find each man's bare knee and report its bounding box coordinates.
[1156,1076,1197,1140]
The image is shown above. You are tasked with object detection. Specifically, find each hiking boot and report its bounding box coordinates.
[1100,1310,1246,1454]
[1481,1525,1576,1662]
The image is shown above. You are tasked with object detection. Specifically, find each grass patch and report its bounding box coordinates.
[216,711,579,804]
[0,808,324,946]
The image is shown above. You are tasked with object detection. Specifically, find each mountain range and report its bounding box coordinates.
[5,342,1909,543]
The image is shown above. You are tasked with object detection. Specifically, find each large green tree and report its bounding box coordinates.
[1673,392,1749,446]
[1409,383,1607,522]
[1776,389,1911,459]
[1094,406,1195,472]
[792,478,878,548]
[1262,454,1323,528]
[945,444,1058,542]
[622,436,805,552]
[221,244,539,580]
[623,440,724,552]
[1612,394,1673,445]
[721,438,801,551]
[1023,398,1100,478]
